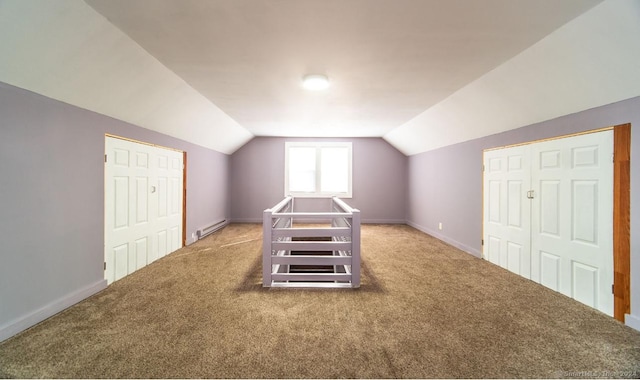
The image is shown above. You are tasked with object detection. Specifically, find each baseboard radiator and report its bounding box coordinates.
[196,219,227,239]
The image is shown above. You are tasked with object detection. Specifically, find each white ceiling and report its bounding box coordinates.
[1,0,639,155]
[85,0,601,137]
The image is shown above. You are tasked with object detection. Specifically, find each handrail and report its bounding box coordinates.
[332,196,354,213]
[272,212,352,218]
[267,196,292,213]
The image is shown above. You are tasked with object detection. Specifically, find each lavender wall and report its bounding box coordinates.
[230,137,407,223]
[3,75,637,338]
[406,95,640,328]
[0,82,230,341]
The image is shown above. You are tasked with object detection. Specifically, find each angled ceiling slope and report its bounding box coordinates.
[385,0,640,155]
[0,0,253,154]
[2,1,638,156]
[85,0,603,142]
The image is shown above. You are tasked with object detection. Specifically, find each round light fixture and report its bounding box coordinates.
[302,74,330,91]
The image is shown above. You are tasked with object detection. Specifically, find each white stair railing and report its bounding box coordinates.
[262,197,360,288]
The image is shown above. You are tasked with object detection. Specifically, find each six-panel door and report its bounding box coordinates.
[105,136,183,284]
[531,131,613,315]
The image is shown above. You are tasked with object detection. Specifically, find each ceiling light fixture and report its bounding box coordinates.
[302,74,330,91]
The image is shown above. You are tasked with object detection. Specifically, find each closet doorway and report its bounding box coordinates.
[104,135,184,284]
[482,124,630,321]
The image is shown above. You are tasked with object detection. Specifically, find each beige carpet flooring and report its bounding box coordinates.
[0,223,639,378]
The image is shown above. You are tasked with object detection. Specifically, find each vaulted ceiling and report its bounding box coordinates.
[1,0,639,155]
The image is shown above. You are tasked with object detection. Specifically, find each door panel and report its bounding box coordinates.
[488,180,501,223]
[507,241,523,275]
[483,145,531,278]
[135,177,148,224]
[158,178,168,217]
[540,150,561,169]
[114,177,129,229]
[572,261,598,308]
[135,237,148,271]
[114,148,129,166]
[488,236,501,265]
[507,181,523,227]
[572,180,598,244]
[112,243,129,282]
[540,251,560,291]
[158,230,167,257]
[171,178,181,215]
[170,225,181,252]
[531,130,613,315]
[539,180,560,237]
[483,130,613,316]
[105,136,183,284]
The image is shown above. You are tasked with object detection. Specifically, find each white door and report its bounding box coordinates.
[483,130,614,316]
[483,145,532,278]
[105,136,184,284]
[531,131,613,315]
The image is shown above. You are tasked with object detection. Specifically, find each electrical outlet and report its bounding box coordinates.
[438,222,443,230]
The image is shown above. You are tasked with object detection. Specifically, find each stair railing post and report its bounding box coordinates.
[351,209,361,288]
[263,208,273,287]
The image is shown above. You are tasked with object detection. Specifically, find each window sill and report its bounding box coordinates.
[286,193,352,199]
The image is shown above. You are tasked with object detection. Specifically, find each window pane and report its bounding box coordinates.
[289,147,316,192]
[320,147,348,193]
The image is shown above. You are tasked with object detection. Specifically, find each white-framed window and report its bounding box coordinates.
[284,142,352,198]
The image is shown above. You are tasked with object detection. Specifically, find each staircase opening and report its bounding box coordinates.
[290,236,336,278]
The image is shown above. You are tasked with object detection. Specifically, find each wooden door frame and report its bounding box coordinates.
[613,123,631,322]
[182,151,187,247]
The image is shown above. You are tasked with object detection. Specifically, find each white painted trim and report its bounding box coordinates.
[284,142,353,198]
[0,279,107,343]
[230,218,263,224]
[625,314,640,332]
[407,221,482,258]
[363,219,406,224]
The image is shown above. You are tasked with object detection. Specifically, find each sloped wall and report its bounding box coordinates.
[385,0,640,155]
[0,1,253,155]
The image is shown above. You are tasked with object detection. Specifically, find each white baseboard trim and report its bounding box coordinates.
[625,313,640,331]
[407,221,482,258]
[230,218,262,224]
[0,279,107,343]
[362,219,406,224]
